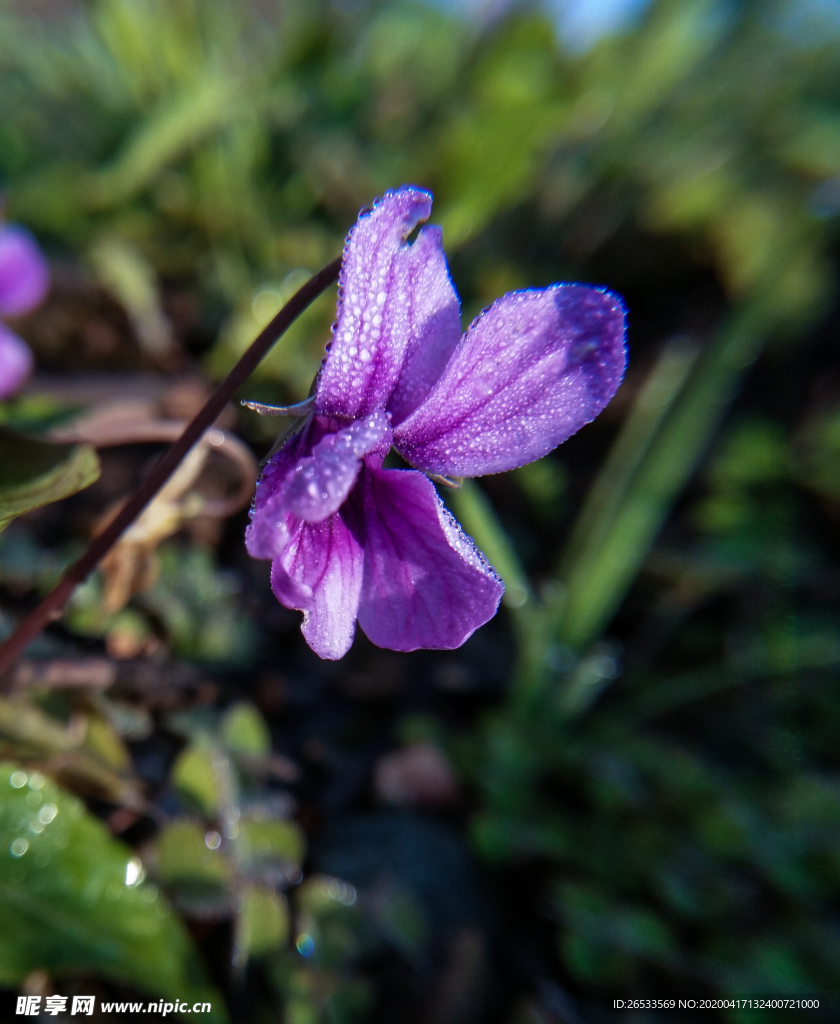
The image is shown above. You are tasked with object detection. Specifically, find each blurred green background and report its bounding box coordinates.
[1,0,840,1020]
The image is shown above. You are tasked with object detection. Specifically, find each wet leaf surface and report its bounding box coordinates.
[0,763,225,1020]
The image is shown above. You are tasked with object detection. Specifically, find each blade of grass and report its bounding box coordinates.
[554,294,774,653]
[446,480,561,709]
[558,336,701,579]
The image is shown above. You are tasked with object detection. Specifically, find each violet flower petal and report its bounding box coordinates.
[315,187,460,421]
[246,412,389,560]
[245,428,311,560]
[283,411,391,522]
[0,225,50,318]
[356,467,504,652]
[271,510,364,661]
[394,285,626,477]
[0,322,35,400]
[386,224,462,425]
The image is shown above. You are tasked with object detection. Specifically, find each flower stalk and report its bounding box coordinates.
[0,257,341,684]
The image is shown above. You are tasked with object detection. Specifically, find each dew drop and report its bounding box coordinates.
[125,858,144,886]
[38,804,57,825]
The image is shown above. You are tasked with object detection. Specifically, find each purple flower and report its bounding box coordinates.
[0,223,50,399]
[246,187,626,659]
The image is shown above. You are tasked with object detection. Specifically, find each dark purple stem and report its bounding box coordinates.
[0,257,341,684]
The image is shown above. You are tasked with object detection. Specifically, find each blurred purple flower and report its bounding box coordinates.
[247,187,626,659]
[0,224,50,399]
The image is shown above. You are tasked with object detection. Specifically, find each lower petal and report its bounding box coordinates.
[356,467,504,652]
[271,510,364,661]
[0,323,34,400]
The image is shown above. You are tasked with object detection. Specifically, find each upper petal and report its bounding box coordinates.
[271,509,364,661]
[0,224,50,318]
[315,187,461,421]
[386,224,462,425]
[393,285,627,477]
[0,322,35,400]
[356,466,504,652]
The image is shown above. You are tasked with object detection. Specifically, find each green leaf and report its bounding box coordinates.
[234,884,289,959]
[158,821,231,886]
[239,818,306,872]
[171,743,221,817]
[221,702,271,758]
[0,429,100,534]
[156,820,232,918]
[0,763,226,1020]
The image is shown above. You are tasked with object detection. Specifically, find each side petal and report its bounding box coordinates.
[394,285,627,476]
[0,323,34,400]
[271,510,364,661]
[0,225,50,318]
[246,413,390,560]
[356,467,504,652]
[283,411,391,522]
[245,428,312,561]
[315,187,461,421]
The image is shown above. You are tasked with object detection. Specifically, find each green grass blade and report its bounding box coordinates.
[555,296,773,652]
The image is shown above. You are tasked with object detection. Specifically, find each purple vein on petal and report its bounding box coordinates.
[356,467,504,652]
[271,509,365,661]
